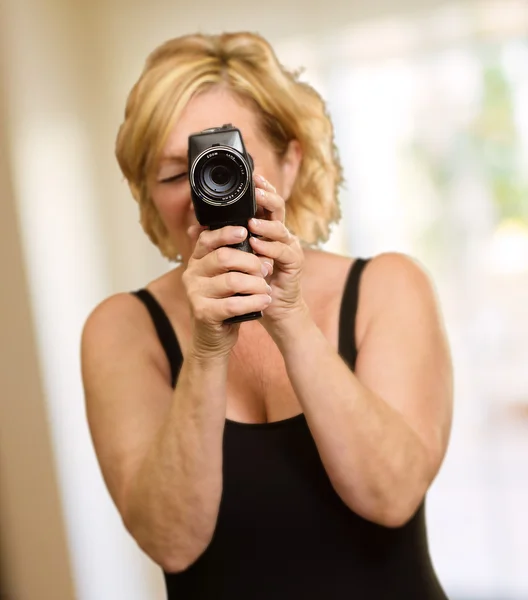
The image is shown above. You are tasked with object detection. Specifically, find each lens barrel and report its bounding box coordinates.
[190,146,250,206]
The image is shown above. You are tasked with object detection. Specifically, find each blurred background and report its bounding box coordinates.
[1,0,527,598]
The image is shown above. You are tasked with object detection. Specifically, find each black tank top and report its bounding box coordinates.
[132,258,448,599]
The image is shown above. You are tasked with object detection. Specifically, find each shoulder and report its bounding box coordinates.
[80,291,165,379]
[81,292,148,347]
[81,267,183,347]
[354,252,448,359]
[361,252,441,317]
[305,248,436,304]
[328,251,444,352]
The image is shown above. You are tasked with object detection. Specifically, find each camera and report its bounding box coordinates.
[188,124,261,324]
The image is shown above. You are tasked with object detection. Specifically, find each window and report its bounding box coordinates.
[278,2,528,597]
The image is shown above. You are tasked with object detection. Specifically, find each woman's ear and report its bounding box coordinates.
[280,139,302,200]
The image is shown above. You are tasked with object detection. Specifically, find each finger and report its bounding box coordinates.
[257,255,274,278]
[253,175,285,223]
[200,245,267,278]
[254,205,272,221]
[192,226,248,260]
[195,294,272,323]
[254,173,277,194]
[255,188,285,223]
[248,218,291,244]
[249,235,299,267]
[206,272,272,299]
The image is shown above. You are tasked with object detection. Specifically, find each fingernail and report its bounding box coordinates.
[257,188,265,198]
[266,284,272,293]
[251,218,260,227]
[236,227,246,238]
[261,264,269,277]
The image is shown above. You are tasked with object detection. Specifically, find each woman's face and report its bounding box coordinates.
[149,86,299,262]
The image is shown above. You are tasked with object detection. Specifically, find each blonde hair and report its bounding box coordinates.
[116,32,343,260]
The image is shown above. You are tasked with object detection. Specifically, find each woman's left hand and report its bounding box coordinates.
[248,174,308,330]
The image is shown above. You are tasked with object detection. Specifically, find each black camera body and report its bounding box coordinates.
[188,123,256,228]
[188,124,261,324]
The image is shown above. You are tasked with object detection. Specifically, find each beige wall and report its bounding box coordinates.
[0,53,76,600]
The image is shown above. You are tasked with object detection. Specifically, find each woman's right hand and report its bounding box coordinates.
[182,225,273,360]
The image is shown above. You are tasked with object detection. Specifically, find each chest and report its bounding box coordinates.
[224,305,338,424]
[162,252,354,424]
[225,333,292,423]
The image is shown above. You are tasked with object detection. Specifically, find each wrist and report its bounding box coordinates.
[188,345,230,368]
[189,321,238,366]
[267,302,314,350]
[188,333,232,370]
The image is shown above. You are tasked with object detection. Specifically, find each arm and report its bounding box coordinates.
[271,253,453,527]
[81,294,228,573]
[247,177,452,527]
[81,226,271,572]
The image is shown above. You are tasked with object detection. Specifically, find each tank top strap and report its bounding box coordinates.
[132,289,183,387]
[132,258,370,385]
[338,258,371,370]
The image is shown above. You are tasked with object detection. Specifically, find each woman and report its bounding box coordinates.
[81,32,453,598]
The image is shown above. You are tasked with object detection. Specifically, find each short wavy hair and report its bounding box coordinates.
[116,32,343,260]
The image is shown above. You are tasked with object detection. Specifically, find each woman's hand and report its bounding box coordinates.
[182,225,272,360]
[248,174,308,331]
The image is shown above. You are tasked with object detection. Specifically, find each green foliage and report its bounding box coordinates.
[469,59,528,221]
[410,45,528,225]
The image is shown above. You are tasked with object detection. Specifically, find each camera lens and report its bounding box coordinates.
[190,146,250,207]
[210,165,230,186]
[200,155,241,199]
